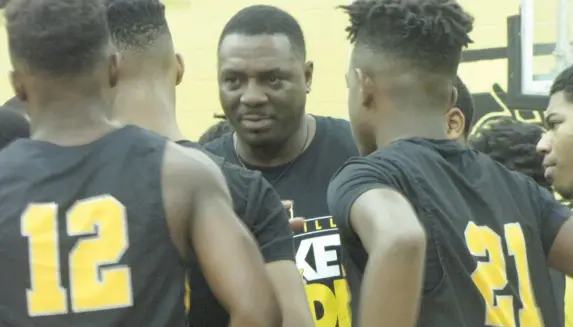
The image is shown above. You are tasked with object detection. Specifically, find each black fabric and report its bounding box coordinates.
[177,140,295,327]
[0,126,187,327]
[205,115,359,327]
[2,96,27,116]
[328,138,570,327]
[0,107,29,149]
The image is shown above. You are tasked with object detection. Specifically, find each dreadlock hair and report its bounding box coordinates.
[550,64,573,102]
[454,76,475,137]
[219,5,306,59]
[106,0,169,51]
[469,118,549,190]
[340,0,474,76]
[5,0,110,77]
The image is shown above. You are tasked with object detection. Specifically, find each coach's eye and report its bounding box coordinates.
[223,77,241,87]
[267,76,282,86]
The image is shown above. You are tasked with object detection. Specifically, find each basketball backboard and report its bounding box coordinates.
[520,0,573,96]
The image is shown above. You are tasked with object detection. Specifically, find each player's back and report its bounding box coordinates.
[337,138,568,327]
[397,139,562,326]
[0,126,186,327]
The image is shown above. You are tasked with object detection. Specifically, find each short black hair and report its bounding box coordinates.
[455,76,474,137]
[0,106,29,149]
[469,118,549,189]
[5,0,110,76]
[340,0,474,75]
[106,0,169,51]
[550,65,573,102]
[199,118,234,145]
[219,5,306,59]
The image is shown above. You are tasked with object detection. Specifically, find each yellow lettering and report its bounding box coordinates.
[505,223,543,326]
[21,204,67,316]
[304,280,351,327]
[314,220,323,230]
[329,218,337,228]
[185,279,191,313]
[305,283,337,327]
[333,279,351,327]
[68,197,132,312]
[465,222,542,327]
[21,195,133,316]
[303,221,308,233]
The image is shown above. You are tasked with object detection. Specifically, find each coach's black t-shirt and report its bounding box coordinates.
[328,138,570,327]
[205,115,359,327]
[177,140,295,327]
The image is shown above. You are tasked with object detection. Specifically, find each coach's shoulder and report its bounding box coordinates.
[203,131,232,156]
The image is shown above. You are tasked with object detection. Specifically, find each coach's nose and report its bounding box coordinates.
[240,80,268,107]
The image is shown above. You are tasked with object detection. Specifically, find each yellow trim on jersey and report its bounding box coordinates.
[566,277,573,327]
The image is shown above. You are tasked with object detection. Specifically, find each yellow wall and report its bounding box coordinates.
[0,0,557,140]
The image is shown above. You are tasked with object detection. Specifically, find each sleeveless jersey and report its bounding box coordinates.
[0,126,186,327]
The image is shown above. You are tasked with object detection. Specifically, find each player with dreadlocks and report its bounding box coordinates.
[327,0,573,326]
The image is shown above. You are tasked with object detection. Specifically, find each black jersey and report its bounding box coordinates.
[0,126,187,327]
[328,138,571,327]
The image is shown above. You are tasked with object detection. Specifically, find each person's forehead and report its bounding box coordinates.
[547,91,573,115]
[218,34,296,66]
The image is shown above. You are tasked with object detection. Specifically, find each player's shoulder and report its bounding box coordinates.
[0,138,35,171]
[162,142,226,194]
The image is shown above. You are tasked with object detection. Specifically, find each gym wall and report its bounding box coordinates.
[0,0,556,141]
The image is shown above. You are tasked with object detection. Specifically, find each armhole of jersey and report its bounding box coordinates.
[156,140,189,269]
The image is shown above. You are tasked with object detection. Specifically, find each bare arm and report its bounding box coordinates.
[163,144,282,327]
[242,174,312,327]
[350,188,426,327]
[188,155,281,327]
[548,217,573,275]
[266,261,313,327]
[524,179,573,275]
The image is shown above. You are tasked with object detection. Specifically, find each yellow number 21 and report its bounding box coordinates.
[465,222,543,327]
[21,195,133,317]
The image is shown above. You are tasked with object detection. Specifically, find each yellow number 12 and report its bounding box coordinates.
[465,222,543,327]
[21,195,133,317]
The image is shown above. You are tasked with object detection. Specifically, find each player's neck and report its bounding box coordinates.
[112,80,185,141]
[374,117,447,148]
[28,96,118,146]
[235,114,316,167]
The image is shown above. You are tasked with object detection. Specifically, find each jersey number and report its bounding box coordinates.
[21,195,133,317]
[465,222,543,327]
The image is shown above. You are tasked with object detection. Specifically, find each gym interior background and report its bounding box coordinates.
[0,0,565,140]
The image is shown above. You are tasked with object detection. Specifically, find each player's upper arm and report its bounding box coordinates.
[243,170,295,262]
[521,177,573,274]
[238,168,311,327]
[524,178,572,253]
[327,157,425,252]
[163,143,281,326]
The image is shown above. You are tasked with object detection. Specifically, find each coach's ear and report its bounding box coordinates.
[175,53,185,86]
